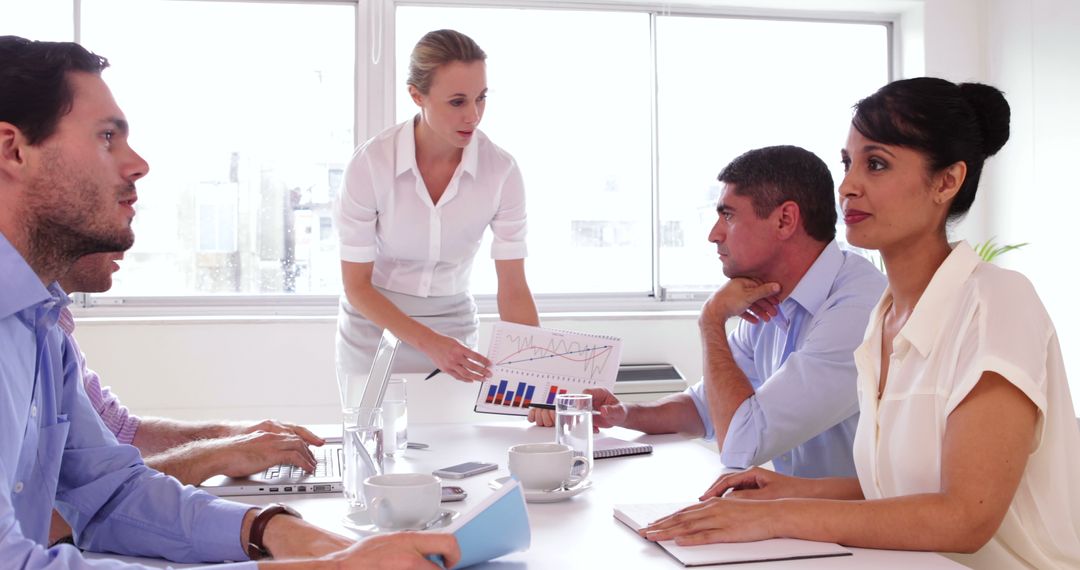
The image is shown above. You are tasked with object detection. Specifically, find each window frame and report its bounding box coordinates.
[64,0,897,316]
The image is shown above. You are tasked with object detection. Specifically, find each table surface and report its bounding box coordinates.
[91,422,964,569]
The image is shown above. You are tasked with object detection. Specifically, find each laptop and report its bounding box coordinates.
[200,329,401,497]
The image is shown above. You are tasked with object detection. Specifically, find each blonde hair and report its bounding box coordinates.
[407,29,486,95]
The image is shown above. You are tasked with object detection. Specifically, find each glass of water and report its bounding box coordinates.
[342,406,383,511]
[555,393,594,481]
[381,378,408,458]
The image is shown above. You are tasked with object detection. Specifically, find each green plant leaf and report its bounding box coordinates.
[972,238,1029,264]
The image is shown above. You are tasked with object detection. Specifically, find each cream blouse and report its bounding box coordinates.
[852,241,1080,568]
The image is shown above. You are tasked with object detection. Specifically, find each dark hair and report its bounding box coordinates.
[0,36,110,145]
[407,30,486,95]
[718,145,837,243]
[852,77,1010,222]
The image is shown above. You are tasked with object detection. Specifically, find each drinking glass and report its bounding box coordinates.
[381,378,408,458]
[555,393,593,480]
[342,406,383,511]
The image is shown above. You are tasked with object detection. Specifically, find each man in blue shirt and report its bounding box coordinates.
[570,146,886,478]
[0,36,458,569]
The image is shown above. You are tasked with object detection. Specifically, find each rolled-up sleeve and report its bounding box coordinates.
[719,305,865,469]
[489,160,528,260]
[683,324,758,442]
[335,153,379,263]
[80,366,140,446]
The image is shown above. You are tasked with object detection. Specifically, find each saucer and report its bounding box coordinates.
[489,476,592,503]
[341,507,458,535]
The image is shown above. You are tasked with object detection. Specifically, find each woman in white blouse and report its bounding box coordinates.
[335,29,538,382]
[641,78,1080,568]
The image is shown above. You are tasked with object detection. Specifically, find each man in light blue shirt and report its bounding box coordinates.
[584,146,886,478]
[0,35,458,569]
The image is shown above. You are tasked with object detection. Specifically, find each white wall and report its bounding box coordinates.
[73,0,1080,422]
[979,0,1080,411]
[72,314,702,424]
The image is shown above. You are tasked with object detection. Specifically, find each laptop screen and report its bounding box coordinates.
[355,328,400,414]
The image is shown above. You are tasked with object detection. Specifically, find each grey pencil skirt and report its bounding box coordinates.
[335,285,479,377]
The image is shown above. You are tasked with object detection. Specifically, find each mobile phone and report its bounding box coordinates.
[441,485,467,502]
[432,461,498,479]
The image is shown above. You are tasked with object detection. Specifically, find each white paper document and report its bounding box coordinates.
[613,502,851,566]
[474,321,622,416]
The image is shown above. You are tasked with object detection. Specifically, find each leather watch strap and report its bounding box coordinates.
[247,503,302,560]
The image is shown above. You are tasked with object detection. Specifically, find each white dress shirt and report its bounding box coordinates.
[852,241,1080,568]
[335,118,528,298]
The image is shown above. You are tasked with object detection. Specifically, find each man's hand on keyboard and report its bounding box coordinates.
[144,430,320,485]
[229,419,325,446]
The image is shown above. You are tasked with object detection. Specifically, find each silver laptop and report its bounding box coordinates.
[200,330,401,497]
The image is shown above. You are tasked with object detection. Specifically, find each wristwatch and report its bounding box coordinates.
[246,503,302,560]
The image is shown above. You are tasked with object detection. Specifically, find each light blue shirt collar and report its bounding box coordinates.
[784,240,845,317]
[0,231,58,321]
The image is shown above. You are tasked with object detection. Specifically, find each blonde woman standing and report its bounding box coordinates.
[335,30,539,382]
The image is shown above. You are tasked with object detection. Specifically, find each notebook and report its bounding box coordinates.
[200,330,400,497]
[613,502,851,566]
[428,478,531,568]
[594,436,652,459]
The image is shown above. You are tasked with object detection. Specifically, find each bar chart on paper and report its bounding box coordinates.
[474,322,623,416]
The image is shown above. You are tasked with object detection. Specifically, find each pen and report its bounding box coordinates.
[528,403,601,414]
[424,368,441,381]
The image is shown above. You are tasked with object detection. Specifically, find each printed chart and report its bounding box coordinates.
[474,322,622,416]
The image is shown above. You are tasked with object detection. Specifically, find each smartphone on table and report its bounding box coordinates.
[432,461,497,479]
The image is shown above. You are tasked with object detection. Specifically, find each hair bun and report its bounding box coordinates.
[959,82,1011,157]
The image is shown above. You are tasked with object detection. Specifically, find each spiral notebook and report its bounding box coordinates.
[594,436,653,459]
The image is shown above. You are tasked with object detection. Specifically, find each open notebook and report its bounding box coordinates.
[613,502,850,566]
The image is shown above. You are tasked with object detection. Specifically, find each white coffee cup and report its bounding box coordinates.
[508,443,591,490]
[362,473,440,530]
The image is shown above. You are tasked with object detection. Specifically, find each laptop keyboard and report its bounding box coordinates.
[262,445,342,482]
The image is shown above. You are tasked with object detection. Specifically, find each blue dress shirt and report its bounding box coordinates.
[0,233,256,569]
[685,240,887,478]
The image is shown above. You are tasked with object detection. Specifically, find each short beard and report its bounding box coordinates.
[21,149,134,282]
[25,213,133,280]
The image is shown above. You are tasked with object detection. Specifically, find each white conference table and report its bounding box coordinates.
[95,421,963,569]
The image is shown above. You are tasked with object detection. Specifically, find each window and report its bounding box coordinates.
[7,1,891,309]
[80,0,354,297]
[396,7,653,295]
[0,0,72,41]
[655,16,889,291]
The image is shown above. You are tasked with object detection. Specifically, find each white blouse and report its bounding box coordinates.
[852,241,1080,569]
[334,119,528,298]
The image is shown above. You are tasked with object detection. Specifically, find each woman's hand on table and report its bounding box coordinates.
[699,467,810,501]
[640,498,778,545]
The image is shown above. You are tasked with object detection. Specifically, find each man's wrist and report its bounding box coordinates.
[248,504,303,559]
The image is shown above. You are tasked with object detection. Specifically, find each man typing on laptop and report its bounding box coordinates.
[57,252,323,487]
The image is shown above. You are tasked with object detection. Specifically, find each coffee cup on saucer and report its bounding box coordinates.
[363,473,441,530]
[508,443,591,491]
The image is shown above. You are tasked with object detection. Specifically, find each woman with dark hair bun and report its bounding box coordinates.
[640,77,1080,568]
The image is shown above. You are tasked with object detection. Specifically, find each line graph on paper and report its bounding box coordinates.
[492,336,617,382]
[474,322,623,416]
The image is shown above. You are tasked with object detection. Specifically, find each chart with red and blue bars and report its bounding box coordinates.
[474,321,623,416]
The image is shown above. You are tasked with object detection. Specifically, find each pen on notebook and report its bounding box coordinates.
[424,368,441,381]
